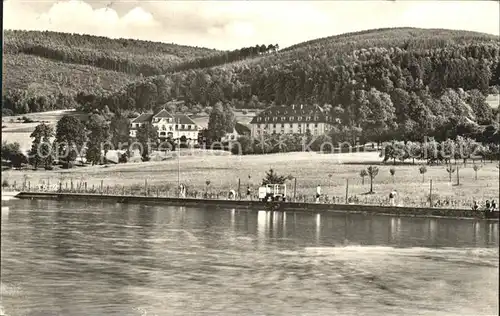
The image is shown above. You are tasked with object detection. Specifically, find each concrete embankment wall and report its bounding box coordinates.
[14,192,499,221]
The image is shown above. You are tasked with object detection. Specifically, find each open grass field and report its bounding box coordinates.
[2,151,498,208]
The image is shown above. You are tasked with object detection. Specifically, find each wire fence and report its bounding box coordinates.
[6,178,495,211]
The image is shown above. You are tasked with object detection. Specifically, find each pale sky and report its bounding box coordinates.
[3,0,500,50]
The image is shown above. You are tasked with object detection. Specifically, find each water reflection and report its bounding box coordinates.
[315,213,321,244]
[272,211,279,239]
[283,212,287,238]
[1,200,498,316]
[257,210,267,246]
[230,209,235,231]
[389,218,402,243]
[429,219,437,244]
[1,206,9,220]
[492,222,499,244]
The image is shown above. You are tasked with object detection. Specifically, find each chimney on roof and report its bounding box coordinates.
[292,104,295,110]
[300,104,303,109]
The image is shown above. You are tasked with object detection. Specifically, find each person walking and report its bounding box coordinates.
[389,190,397,206]
[491,200,497,212]
[472,201,479,211]
[179,184,186,198]
[316,184,321,203]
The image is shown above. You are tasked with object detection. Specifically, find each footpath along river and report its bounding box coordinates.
[1,199,498,316]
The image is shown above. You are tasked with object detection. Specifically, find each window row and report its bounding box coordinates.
[255,116,333,122]
[257,123,319,128]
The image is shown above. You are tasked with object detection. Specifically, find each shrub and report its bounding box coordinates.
[118,153,128,163]
[22,116,34,123]
[489,85,499,95]
[2,108,13,116]
[2,179,9,187]
[61,161,74,169]
[427,193,440,205]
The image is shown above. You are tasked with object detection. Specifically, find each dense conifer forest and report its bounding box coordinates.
[3,28,499,144]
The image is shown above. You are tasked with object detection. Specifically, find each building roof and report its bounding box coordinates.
[173,114,197,125]
[154,108,173,118]
[235,122,251,135]
[131,113,154,123]
[249,104,331,124]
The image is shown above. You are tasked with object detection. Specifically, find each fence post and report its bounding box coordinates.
[145,179,148,197]
[100,180,104,195]
[157,188,159,198]
[429,179,433,208]
[85,182,87,193]
[345,179,349,204]
[71,179,74,192]
[122,186,125,196]
[65,182,68,191]
[59,182,62,193]
[456,164,460,186]
[28,181,31,192]
[238,178,241,200]
[47,179,50,192]
[106,186,109,195]
[13,181,17,191]
[293,178,297,202]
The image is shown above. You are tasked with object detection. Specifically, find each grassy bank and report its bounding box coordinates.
[2,152,498,208]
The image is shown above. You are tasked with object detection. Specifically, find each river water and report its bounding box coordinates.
[1,199,498,316]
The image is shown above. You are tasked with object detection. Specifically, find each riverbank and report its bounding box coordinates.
[2,152,499,209]
[13,192,499,220]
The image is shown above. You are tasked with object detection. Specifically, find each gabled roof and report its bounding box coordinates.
[131,113,153,123]
[154,109,173,118]
[173,114,197,125]
[250,104,329,124]
[235,122,251,135]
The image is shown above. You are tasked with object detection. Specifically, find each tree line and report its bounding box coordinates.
[2,111,142,169]
[227,125,499,160]
[2,91,77,116]
[174,44,279,72]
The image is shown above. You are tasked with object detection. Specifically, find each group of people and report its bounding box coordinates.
[472,200,498,212]
[221,184,498,214]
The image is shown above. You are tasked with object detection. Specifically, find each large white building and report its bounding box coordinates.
[249,104,338,138]
[130,109,200,144]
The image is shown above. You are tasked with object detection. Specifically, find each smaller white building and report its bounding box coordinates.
[221,122,251,142]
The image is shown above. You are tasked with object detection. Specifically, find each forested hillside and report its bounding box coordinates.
[77,27,500,142]
[2,30,221,115]
[2,30,283,115]
[4,30,219,76]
